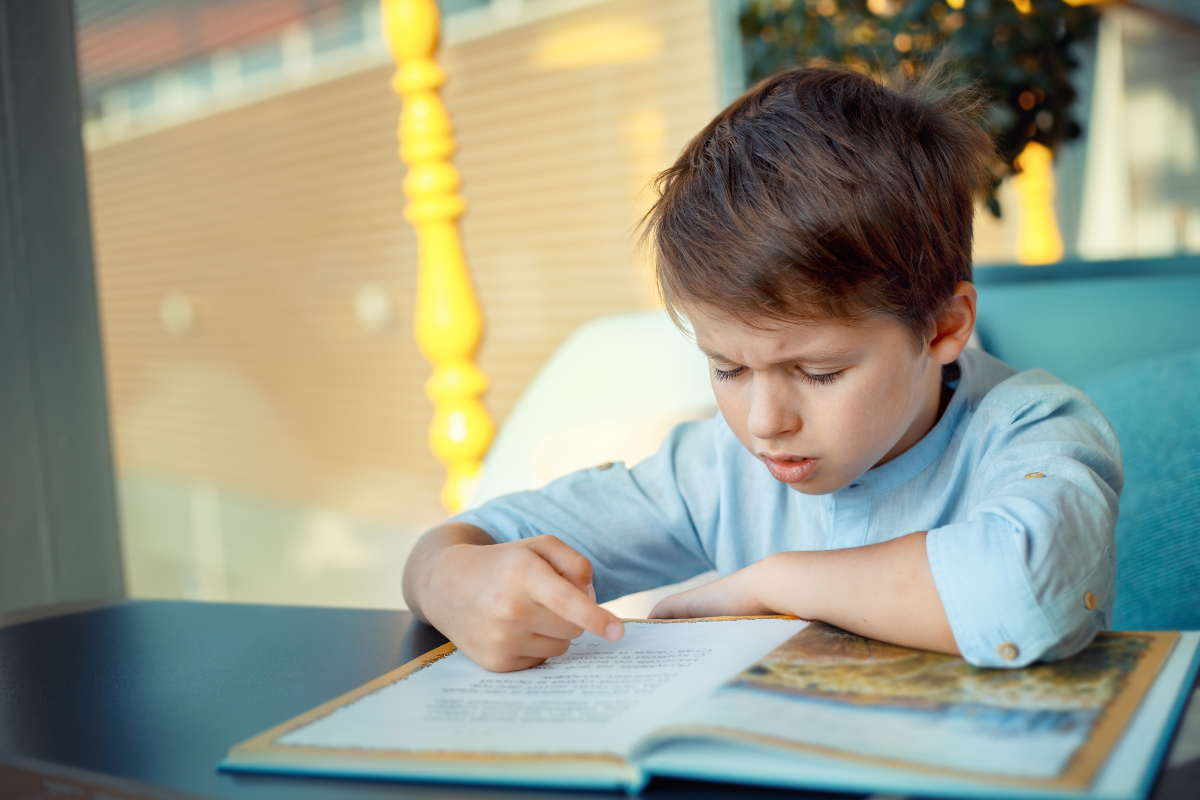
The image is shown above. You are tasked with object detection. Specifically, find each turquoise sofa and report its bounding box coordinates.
[975,255,1200,631]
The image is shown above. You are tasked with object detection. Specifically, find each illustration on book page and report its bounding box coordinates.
[686,622,1174,787]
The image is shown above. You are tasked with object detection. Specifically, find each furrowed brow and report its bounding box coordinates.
[698,345,731,362]
[698,345,852,367]
[780,349,853,366]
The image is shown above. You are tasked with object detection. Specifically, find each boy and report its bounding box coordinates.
[402,66,1121,674]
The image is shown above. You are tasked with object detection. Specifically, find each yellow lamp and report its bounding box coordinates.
[1013,141,1065,265]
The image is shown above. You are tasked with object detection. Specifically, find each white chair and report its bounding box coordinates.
[471,310,720,616]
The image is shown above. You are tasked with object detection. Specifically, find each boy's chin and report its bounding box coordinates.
[783,478,837,495]
[777,467,863,495]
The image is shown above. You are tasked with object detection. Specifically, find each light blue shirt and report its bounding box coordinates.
[454,348,1122,668]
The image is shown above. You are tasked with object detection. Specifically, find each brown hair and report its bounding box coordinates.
[643,63,996,340]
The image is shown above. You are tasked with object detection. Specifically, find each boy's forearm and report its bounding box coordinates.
[402,522,496,624]
[759,532,960,655]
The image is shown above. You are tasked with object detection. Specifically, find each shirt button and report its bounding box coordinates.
[1084,591,1097,611]
[997,642,1019,661]
[1024,472,1045,479]
[596,462,614,471]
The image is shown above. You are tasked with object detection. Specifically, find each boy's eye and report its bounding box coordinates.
[712,365,745,382]
[799,369,845,386]
[712,366,845,384]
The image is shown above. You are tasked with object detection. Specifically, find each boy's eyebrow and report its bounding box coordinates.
[697,345,853,366]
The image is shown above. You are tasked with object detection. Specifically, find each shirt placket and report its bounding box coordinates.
[822,493,872,548]
[843,494,872,547]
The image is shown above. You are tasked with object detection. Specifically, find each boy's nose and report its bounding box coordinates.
[746,380,801,442]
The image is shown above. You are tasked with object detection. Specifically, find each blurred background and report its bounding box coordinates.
[71,0,1199,611]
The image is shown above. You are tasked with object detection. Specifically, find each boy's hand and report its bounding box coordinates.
[415,532,625,672]
[649,562,772,620]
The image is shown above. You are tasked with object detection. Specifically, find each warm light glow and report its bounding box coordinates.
[1013,141,1065,265]
[533,21,661,70]
[1010,0,1032,12]
[867,0,897,16]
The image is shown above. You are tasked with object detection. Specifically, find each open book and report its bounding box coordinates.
[222,618,1199,799]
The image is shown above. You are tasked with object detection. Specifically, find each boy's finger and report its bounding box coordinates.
[477,654,547,673]
[519,633,574,660]
[525,605,586,640]
[524,558,624,642]
[525,535,594,592]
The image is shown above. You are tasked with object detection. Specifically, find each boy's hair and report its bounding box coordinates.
[643,64,996,340]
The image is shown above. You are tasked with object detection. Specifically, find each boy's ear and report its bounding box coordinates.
[928,282,977,365]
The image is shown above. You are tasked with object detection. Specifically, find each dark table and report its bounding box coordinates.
[1,600,1197,800]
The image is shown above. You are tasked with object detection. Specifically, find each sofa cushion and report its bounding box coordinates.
[1080,349,1200,631]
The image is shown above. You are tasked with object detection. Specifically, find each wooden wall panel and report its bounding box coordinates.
[88,0,719,525]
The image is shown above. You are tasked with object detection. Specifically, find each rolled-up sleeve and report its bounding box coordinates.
[450,420,719,602]
[926,388,1122,667]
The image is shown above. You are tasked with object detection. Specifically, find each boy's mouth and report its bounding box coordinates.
[758,454,819,484]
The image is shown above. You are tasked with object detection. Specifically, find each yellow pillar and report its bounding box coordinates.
[382,0,495,512]
[1013,141,1065,265]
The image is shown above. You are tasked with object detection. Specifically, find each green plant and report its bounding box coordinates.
[739,0,1100,214]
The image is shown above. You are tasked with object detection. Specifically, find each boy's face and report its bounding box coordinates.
[687,304,960,495]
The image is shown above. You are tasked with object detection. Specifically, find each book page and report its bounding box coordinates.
[277,617,807,758]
